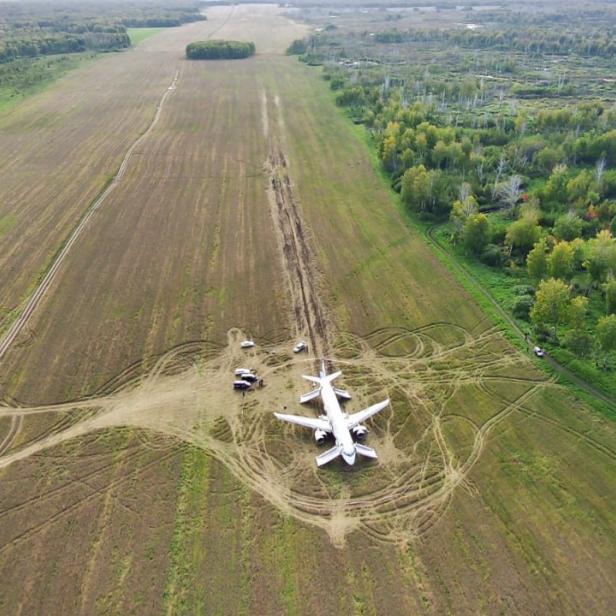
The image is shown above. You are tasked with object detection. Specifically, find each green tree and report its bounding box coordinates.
[549,241,574,279]
[596,314,616,366]
[450,195,478,235]
[553,211,583,241]
[585,230,616,283]
[568,295,588,329]
[461,213,490,255]
[506,215,541,254]
[530,278,571,338]
[543,164,568,204]
[401,164,432,212]
[527,240,548,281]
[603,277,616,314]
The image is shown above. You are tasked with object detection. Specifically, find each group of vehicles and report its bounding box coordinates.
[233,368,260,391]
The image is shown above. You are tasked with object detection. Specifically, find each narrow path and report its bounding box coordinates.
[0,70,180,363]
[425,222,616,413]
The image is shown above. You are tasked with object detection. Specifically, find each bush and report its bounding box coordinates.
[286,39,307,55]
[512,284,535,296]
[512,295,534,320]
[186,40,255,60]
[563,330,593,358]
[480,244,504,266]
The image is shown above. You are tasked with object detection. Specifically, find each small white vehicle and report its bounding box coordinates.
[234,368,251,377]
[533,346,545,358]
[293,340,307,353]
[240,373,258,383]
[240,340,255,349]
[233,380,252,391]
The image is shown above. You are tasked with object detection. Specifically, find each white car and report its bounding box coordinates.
[533,346,545,358]
[234,368,251,376]
[233,380,252,391]
[240,340,255,349]
[293,340,307,353]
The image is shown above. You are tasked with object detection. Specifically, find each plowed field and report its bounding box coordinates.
[0,4,614,615]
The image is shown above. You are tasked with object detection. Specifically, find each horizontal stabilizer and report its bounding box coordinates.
[355,443,378,460]
[299,388,321,404]
[346,399,390,428]
[316,445,342,467]
[302,370,341,387]
[334,388,351,400]
[274,413,331,432]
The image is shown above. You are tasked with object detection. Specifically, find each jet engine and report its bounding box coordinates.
[314,429,327,445]
[352,425,368,440]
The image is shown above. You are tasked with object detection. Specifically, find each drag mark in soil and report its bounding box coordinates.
[264,91,332,359]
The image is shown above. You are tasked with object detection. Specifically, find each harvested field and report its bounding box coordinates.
[0,4,615,615]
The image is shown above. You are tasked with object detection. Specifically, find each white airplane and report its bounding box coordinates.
[274,362,390,467]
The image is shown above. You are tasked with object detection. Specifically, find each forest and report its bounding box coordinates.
[186,40,255,60]
[0,1,206,63]
[290,0,616,395]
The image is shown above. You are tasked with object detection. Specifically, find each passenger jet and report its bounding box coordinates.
[274,362,390,467]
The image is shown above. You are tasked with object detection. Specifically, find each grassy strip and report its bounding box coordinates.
[163,446,210,615]
[0,52,97,116]
[127,28,165,46]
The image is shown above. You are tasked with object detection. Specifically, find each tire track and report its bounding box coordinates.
[0,69,181,363]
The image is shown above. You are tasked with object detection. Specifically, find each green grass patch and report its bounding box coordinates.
[127,28,165,46]
[0,53,96,116]
[163,446,210,615]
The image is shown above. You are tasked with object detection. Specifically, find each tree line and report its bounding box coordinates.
[0,1,206,64]
[373,26,616,58]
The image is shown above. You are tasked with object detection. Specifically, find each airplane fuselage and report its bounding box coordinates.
[320,380,356,464]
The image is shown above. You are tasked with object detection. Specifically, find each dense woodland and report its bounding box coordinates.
[186,40,255,60]
[291,0,616,391]
[0,1,206,62]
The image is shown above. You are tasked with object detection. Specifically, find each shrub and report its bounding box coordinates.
[479,243,504,266]
[512,294,534,320]
[563,330,593,358]
[512,284,535,296]
[287,39,307,55]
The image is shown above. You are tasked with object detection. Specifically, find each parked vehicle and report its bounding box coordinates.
[293,340,307,353]
[533,346,545,358]
[240,340,255,349]
[233,380,252,390]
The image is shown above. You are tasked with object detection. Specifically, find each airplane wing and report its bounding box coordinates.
[274,412,331,432]
[316,445,342,467]
[299,388,321,404]
[346,399,390,429]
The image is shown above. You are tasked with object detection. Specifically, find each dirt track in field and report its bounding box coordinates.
[0,324,568,547]
[0,71,180,364]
